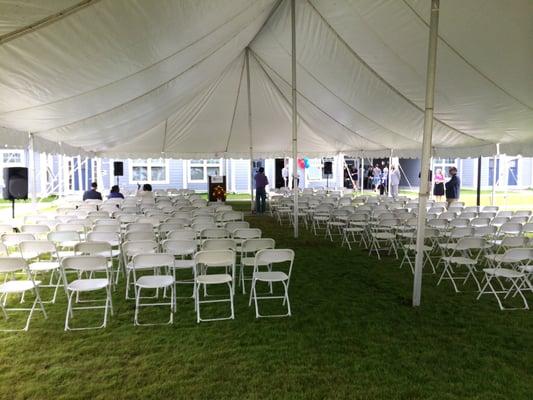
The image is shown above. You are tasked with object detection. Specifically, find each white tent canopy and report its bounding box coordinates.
[0,0,531,158]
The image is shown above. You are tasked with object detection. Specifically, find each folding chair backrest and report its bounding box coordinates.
[136,216,161,227]
[473,226,497,237]
[201,239,236,251]
[496,211,513,218]
[20,224,50,234]
[224,221,250,233]
[510,216,529,224]
[438,212,457,221]
[221,211,244,222]
[0,257,28,273]
[459,212,477,220]
[255,249,294,272]
[490,216,509,226]
[87,231,120,246]
[159,222,184,233]
[3,233,36,247]
[195,250,235,267]
[455,237,486,251]
[471,218,491,227]
[0,224,13,235]
[124,231,156,242]
[448,219,470,228]
[20,240,57,259]
[483,206,499,213]
[75,241,112,256]
[427,219,447,229]
[55,223,86,233]
[522,223,533,235]
[241,238,276,253]
[478,211,496,219]
[167,229,196,241]
[499,222,522,235]
[449,227,474,239]
[192,222,217,233]
[126,223,154,232]
[500,236,528,249]
[132,253,174,269]
[513,210,532,218]
[93,218,119,226]
[92,224,121,233]
[48,230,80,244]
[233,228,262,240]
[500,248,532,263]
[62,255,108,272]
[162,239,196,256]
[123,240,158,257]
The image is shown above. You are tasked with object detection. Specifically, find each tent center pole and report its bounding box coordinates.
[291,0,298,238]
[413,0,440,307]
[245,48,254,212]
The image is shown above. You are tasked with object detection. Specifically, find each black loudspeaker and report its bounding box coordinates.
[3,167,28,200]
[324,161,333,175]
[113,161,124,176]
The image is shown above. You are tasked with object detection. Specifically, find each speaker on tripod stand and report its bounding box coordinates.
[3,167,28,218]
[324,161,333,190]
[113,161,123,186]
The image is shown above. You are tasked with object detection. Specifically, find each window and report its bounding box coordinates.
[433,158,456,177]
[129,159,169,184]
[189,159,221,182]
[1,150,24,165]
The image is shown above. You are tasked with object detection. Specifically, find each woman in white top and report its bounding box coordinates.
[390,166,401,198]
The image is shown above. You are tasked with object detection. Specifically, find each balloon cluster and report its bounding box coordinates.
[298,158,310,169]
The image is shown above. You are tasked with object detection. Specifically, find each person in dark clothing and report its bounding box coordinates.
[445,167,460,206]
[108,185,124,199]
[83,182,102,201]
[254,167,269,214]
[366,167,373,190]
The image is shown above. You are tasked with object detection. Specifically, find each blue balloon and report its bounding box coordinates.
[304,158,310,168]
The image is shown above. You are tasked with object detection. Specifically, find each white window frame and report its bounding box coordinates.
[129,158,170,184]
[432,158,457,177]
[1,150,25,166]
[188,159,222,183]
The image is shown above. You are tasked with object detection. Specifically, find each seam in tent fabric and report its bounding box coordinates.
[0,0,99,44]
[305,0,490,144]
[401,0,533,112]
[251,51,382,151]
[32,4,273,137]
[224,54,247,154]
[252,44,426,148]
[0,0,269,115]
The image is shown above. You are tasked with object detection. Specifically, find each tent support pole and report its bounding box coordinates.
[291,0,299,237]
[413,0,439,307]
[388,149,393,196]
[476,156,482,206]
[245,48,254,212]
[491,144,499,206]
[28,133,37,204]
[360,157,364,194]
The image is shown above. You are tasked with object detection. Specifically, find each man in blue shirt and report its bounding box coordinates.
[83,182,103,201]
[445,167,460,206]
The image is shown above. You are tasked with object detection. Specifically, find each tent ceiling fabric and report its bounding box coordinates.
[0,0,531,158]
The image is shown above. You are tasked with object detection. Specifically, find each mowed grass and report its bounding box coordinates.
[0,202,532,399]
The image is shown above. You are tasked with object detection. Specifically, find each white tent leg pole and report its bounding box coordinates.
[76,155,83,193]
[388,149,393,196]
[28,133,37,204]
[360,157,364,194]
[491,143,499,206]
[291,0,299,238]
[413,0,440,307]
[245,48,254,212]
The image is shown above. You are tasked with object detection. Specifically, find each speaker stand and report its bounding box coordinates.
[11,199,15,219]
[116,176,120,186]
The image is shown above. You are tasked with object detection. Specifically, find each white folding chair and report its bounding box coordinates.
[437,237,488,292]
[239,238,275,294]
[161,239,196,299]
[0,257,47,331]
[61,255,113,330]
[122,240,159,300]
[47,231,81,258]
[20,224,50,240]
[20,240,63,303]
[477,248,533,310]
[131,253,175,326]
[194,250,235,323]
[248,249,294,318]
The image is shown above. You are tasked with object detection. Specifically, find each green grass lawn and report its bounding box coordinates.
[0,202,532,399]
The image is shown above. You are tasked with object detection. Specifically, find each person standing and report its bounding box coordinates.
[390,165,401,198]
[372,164,381,192]
[281,165,289,188]
[83,182,102,201]
[445,167,460,206]
[254,167,269,214]
[433,168,445,202]
[366,166,373,190]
